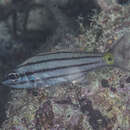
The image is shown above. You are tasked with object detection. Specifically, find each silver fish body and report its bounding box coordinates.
[2,51,110,88]
[2,33,130,88]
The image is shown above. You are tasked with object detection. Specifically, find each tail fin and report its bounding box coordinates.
[111,33,130,72]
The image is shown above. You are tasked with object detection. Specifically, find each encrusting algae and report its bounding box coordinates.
[1,0,130,130]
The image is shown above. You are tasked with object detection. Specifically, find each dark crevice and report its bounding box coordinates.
[79,98,109,130]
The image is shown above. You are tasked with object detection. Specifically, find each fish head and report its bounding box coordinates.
[2,71,30,88]
[2,72,21,88]
[111,33,130,72]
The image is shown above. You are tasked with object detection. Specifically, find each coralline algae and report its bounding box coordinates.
[1,1,130,130]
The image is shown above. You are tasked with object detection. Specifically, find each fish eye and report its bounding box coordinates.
[8,73,19,80]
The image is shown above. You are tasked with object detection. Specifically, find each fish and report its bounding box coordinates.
[1,33,130,88]
[1,51,114,88]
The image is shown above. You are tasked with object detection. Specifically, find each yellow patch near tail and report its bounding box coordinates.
[104,53,114,65]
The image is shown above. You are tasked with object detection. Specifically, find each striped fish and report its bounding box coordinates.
[1,51,115,88]
[2,33,130,89]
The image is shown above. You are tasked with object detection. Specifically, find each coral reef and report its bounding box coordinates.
[0,0,130,130]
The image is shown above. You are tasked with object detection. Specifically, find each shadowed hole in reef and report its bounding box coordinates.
[58,0,101,27]
[0,87,10,127]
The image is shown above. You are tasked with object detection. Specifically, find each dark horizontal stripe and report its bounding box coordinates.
[37,51,102,56]
[11,71,85,85]
[19,61,100,78]
[9,63,105,86]
[37,51,77,56]
[19,55,103,67]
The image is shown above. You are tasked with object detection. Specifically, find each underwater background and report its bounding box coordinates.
[0,0,130,129]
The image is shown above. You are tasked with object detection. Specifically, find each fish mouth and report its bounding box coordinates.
[1,80,11,87]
